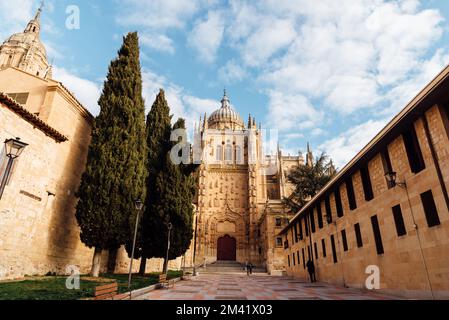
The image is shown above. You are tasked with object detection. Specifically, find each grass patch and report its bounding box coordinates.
[0,270,183,300]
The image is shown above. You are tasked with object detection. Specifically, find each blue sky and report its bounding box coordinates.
[2,0,449,168]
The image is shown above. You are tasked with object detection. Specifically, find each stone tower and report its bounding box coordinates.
[193,91,269,266]
[0,4,52,79]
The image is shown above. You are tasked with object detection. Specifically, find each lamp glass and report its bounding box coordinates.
[4,139,28,159]
[135,199,143,211]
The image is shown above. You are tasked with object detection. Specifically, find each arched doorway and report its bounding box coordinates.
[217,235,236,261]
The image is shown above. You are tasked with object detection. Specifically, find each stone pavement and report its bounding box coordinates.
[135,273,399,300]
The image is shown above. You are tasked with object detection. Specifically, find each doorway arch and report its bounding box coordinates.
[217,235,236,261]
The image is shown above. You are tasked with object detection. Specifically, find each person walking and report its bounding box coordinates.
[306,260,316,283]
[249,262,253,275]
[245,261,250,276]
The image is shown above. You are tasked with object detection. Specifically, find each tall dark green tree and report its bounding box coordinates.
[75,32,147,277]
[284,152,336,213]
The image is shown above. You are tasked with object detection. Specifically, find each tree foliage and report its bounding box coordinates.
[284,152,336,213]
[75,32,147,251]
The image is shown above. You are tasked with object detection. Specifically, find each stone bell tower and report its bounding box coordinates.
[0,3,52,79]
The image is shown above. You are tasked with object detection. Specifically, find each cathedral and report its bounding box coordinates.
[0,6,309,278]
[192,92,305,273]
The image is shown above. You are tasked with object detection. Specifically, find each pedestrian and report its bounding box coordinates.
[249,263,253,275]
[246,261,250,276]
[306,259,316,283]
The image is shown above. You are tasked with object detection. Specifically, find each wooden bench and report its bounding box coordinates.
[94,282,130,300]
[159,274,175,289]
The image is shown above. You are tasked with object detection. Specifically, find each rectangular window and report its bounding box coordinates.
[294,222,298,243]
[392,205,407,236]
[331,235,338,263]
[298,218,303,240]
[321,239,326,258]
[420,190,441,227]
[307,245,311,260]
[381,148,393,189]
[317,205,323,229]
[276,237,283,247]
[402,126,425,174]
[341,229,348,252]
[275,217,282,227]
[346,177,357,210]
[354,223,363,248]
[6,92,29,104]
[297,250,300,265]
[309,210,316,233]
[305,216,309,237]
[371,215,384,255]
[335,187,344,217]
[440,104,449,139]
[302,248,306,269]
[360,164,374,201]
[292,252,296,266]
[288,255,290,267]
[325,197,332,223]
[314,242,318,260]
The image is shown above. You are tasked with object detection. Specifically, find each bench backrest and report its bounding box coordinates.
[94,282,118,300]
[159,274,167,282]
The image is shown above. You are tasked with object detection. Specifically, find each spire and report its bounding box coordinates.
[221,89,231,109]
[306,142,314,167]
[203,112,208,130]
[248,114,252,128]
[25,2,43,34]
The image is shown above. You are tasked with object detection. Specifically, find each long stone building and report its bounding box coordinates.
[280,65,449,299]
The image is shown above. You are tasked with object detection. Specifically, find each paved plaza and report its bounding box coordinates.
[136,274,399,300]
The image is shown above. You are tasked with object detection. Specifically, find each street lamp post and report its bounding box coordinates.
[0,138,28,199]
[128,199,144,299]
[165,222,173,277]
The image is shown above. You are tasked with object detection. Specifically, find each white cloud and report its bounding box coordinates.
[0,0,34,39]
[218,60,247,84]
[140,33,175,55]
[188,11,225,63]
[52,67,101,116]
[318,119,389,168]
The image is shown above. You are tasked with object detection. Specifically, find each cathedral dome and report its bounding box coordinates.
[208,91,245,130]
[5,32,47,57]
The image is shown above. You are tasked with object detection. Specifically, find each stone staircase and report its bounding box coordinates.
[195,261,267,275]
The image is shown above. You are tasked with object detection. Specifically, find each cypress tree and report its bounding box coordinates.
[75,32,147,277]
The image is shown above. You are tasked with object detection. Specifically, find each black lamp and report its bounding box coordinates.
[385,171,406,188]
[4,138,28,159]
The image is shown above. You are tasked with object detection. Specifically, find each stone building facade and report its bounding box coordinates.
[280,65,449,299]
[0,8,186,280]
[192,92,301,274]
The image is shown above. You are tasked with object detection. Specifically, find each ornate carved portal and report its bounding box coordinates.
[217,235,237,261]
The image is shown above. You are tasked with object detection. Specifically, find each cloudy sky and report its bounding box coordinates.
[1,0,449,168]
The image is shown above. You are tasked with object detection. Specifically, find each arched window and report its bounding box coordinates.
[216,145,222,161]
[235,146,242,164]
[225,145,232,161]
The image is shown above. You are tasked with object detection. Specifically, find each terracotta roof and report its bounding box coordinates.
[0,92,68,143]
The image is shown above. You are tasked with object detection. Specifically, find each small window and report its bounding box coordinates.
[6,92,29,105]
[292,252,296,266]
[307,245,312,260]
[275,237,283,247]
[287,255,290,267]
[297,250,300,265]
[360,164,374,201]
[275,217,282,227]
[235,146,242,164]
[325,197,332,223]
[381,148,394,189]
[346,177,357,210]
[314,242,318,260]
[331,235,338,263]
[309,210,316,233]
[302,248,306,269]
[293,222,298,243]
[317,205,323,228]
[225,145,232,161]
[216,145,223,161]
[402,126,425,174]
[420,190,441,228]
[341,229,348,252]
[298,218,303,240]
[392,205,407,236]
[354,223,363,248]
[371,215,384,255]
[305,216,309,237]
[321,239,326,258]
[335,187,344,217]
[440,104,449,140]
